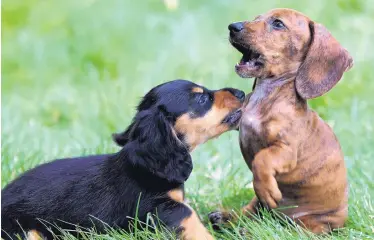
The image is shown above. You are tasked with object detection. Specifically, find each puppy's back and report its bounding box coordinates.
[1,154,113,237]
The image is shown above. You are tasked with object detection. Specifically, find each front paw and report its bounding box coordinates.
[253,177,282,209]
[208,211,232,230]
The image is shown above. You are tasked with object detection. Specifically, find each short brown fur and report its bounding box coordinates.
[211,8,352,234]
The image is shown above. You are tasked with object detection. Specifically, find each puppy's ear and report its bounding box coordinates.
[113,90,158,146]
[125,106,192,184]
[295,21,353,99]
[112,122,135,146]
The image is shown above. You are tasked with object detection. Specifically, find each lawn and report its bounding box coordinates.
[1,0,374,239]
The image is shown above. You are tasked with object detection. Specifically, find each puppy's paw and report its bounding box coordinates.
[253,177,282,209]
[208,211,232,230]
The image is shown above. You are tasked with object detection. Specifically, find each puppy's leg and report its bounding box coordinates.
[209,144,296,228]
[295,205,347,234]
[180,207,214,240]
[252,144,297,208]
[295,215,331,234]
[241,196,262,215]
[209,196,261,228]
[158,203,213,240]
[158,189,214,240]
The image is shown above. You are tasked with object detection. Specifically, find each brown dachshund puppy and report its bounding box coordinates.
[209,8,353,234]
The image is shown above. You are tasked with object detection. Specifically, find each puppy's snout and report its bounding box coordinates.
[228,22,244,36]
[227,89,245,103]
[234,90,245,102]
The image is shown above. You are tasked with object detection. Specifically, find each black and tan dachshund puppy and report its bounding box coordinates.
[1,79,245,240]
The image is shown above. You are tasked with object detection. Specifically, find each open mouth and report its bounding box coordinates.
[230,41,264,69]
[222,109,242,126]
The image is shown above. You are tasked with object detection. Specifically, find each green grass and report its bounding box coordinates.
[2,0,374,239]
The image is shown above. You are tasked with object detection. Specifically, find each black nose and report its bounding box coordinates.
[229,88,245,102]
[234,90,245,102]
[223,88,245,102]
[228,22,244,33]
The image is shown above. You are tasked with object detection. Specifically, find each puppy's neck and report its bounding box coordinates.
[251,74,307,108]
[253,74,294,98]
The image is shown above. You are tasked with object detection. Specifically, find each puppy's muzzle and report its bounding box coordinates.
[228,22,245,37]
[230,89,245,102]
[222,109,242,126]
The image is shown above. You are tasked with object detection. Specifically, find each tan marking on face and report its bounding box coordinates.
[192,87,204,93]
[213,91,242,109]
[168,189,184,203]
[27,230,44,240]
[180,210,214,240]
[175,111,230,151]
[175,90,242,151]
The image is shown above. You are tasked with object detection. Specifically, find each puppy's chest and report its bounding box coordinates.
[239,103,282,159]
[239,107,268,143]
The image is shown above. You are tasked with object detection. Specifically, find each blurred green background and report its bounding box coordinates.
[2,0,374,239]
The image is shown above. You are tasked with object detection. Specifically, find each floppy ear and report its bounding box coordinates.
[112,89,158,146]
[112,122,135,146]
[124,106,192,184]
[295,21,353,99]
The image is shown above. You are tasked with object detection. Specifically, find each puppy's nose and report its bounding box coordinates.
[233,90,245,102]
[228,22,244,33]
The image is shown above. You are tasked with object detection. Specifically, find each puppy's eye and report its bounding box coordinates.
[197,94,209,105]
[272,19,286,30]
